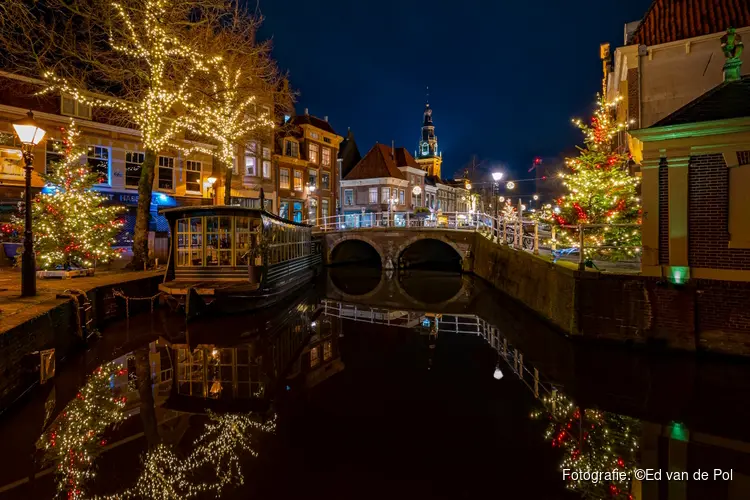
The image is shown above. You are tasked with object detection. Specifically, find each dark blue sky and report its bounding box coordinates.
[257,0,653,179]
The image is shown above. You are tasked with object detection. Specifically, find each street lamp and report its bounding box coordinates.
[491,172,504,240]
[12,110,46,297]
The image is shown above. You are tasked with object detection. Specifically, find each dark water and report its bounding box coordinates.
[1,269,750,499]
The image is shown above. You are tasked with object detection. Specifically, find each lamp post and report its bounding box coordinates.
[12,111,46,297]
[491,171,504,241]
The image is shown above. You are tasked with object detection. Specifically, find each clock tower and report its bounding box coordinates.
[415,102,443,178]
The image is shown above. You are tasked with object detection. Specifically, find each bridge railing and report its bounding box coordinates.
[309,212,641,272]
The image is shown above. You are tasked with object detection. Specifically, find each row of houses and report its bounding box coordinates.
[0,69,470,240]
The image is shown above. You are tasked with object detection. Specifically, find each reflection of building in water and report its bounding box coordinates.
[288,314,344,388]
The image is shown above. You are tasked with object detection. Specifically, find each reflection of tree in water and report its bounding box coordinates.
[36,362,128,500]
[38,359,275,499]
[97,412,276,499]
[531,390,640,499]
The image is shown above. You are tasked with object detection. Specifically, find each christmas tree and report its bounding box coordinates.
[20,123,124,270]
[544,95,641,261]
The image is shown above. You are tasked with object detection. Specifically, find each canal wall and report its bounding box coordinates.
[0,273,163,410]
[471,234,750,357]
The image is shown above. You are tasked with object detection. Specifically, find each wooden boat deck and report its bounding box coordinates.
[159,280,260,296]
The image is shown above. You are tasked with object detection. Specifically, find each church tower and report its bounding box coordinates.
[415,101,443,178]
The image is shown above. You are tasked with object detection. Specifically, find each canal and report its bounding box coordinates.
[1,268,749,499]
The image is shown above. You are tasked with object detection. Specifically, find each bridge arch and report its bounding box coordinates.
[396,235,464,271]
[328,234,384,268]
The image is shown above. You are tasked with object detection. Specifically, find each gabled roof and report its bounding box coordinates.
[650,75,750,127]
[289,114,337,135]
[338,129,362,178]
[394,147,420,169]
[344,144,406,181]
[629,0,750,46]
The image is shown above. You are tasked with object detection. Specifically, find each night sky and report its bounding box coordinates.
[257,0,654,180]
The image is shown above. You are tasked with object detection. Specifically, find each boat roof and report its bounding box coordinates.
[158,205,312,227]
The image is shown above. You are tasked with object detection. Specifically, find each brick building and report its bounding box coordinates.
[631,59,750,281]
[273,111,343,223]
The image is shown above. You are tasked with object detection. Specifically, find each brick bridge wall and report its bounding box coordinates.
[321,229,750,356]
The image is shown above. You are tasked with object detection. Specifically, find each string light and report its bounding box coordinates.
[12,122,124,270]
[535,94,641,260]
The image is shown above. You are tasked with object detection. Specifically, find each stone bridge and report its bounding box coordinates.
[317,228,478,271]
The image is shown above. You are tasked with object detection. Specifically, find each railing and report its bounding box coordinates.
[308,212,641,273]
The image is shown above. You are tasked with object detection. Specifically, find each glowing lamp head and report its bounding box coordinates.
[533,194,539,201]
[506,181,516,190]
[498,196,505,203]
[206,177,218,185]
[491,171,504,182]
[309,185,316,193]
[13,110,46,146]
[493,366,504,380]
[465,183,472,190]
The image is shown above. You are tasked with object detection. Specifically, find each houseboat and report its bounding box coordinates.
[159,205,321,316]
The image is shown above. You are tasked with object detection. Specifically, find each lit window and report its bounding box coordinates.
[158,156,174,190]
[263,160,271,179]
[87,146,109,184]
[205,216,232,266]
[344,189,353,206]
[323,341,332,361]
[399,189,405,205]
[310,131,320,140]
[245,146,257,176]
[45,139,65,175]
[308,143,319,164]
[421,143,428,155]
[294,170,303,191]
[176,217,203,267]
[262,147,270,160]
[321,147,331,166]
[381,187,390,203]
[310,346,320,368]
[280,168,290,189]
[185,160,201,193]
[322,199,329,219]
[125,151,145,188]
[308,169,318,189]
[285,140,298,158]
[368,187,378,204]
[321,172,330,190]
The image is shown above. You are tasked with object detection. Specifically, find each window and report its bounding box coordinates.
[308,197,317,222]
[285,140,298,158]
[323,137,331,144]
[176,217,203,267]
[45,139,64,174]
[280,201,290,220]
[125,151,145,188]
[185,160,202,193]
[262,147,271,178]
[293,201,303,222]
[308,169,318,189]
[205,216,232,266]
[157,156,174,190]
[399,189,405,205]
[308,143,319,164]
[61,94,92,119]
[344,189,353,206]
[294,170,303,191]
[369,187,378,204]
[381,187,390,203]
[322,199,329,219]
[87,146,109,184]
[235,217,256,266]
[323,341,332,361]
[321,172,330,190]
[321,147,331,166]
[310,131,320,140]
[245,145,257,176]
[421,143,429,155]
[310,346,320,368]
[280,168,290,189]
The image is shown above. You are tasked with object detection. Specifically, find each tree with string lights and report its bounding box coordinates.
[14,123,123,270]
[541,95,641,261]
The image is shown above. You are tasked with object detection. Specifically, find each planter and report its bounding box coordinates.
[2,242,22,261]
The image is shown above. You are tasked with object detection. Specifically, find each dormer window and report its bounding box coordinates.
[285,140,299,158]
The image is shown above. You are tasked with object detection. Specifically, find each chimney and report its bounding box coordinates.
[304,108,309,115]
[324,116,328,122]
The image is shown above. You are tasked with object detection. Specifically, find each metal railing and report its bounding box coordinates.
[307,212,641,272]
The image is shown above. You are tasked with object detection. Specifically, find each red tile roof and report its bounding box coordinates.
[394,147,420,169]
[344,144,406,181]
[629,0,750,46]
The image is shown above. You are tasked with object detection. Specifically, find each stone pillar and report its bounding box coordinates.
[641,152,662,271]
[667,152,691,267]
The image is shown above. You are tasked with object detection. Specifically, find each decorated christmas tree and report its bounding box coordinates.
[544,95,641,261]
[20,123,124,270]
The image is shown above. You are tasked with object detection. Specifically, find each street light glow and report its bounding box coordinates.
[13,110,46,146]
[506,181,515,190]
[491,171,504,181]
[533,194,539,200]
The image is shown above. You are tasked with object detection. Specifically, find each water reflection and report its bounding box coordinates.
[3,270,750,499]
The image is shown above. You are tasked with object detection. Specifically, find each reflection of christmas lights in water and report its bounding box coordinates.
[530,390,640,499]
